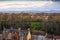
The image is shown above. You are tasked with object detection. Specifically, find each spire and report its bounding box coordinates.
[27,28,31,40]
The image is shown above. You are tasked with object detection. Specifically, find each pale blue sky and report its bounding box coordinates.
[0,1,60,13]
[0,0,60,1]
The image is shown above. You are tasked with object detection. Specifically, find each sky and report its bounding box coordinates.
[0,0,60,1]
[0,0,60,13]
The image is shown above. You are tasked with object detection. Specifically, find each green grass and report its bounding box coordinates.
[30,21,45,30]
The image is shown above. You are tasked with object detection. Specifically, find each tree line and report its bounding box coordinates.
[0,13,60,35]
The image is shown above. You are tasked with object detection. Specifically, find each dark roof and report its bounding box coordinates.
[46,35,60,39]
[32,31,45,36]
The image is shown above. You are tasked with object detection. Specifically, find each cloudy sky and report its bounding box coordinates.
[0,0,60,13]
[0,0,60,1]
